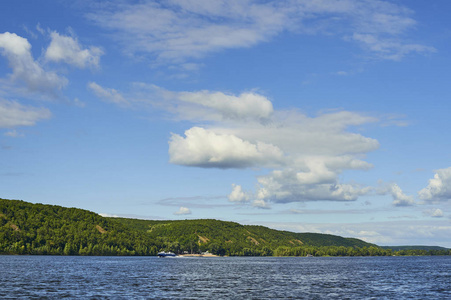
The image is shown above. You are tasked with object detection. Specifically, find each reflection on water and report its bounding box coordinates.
[1,255,450,299]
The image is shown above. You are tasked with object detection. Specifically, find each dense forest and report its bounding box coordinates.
[0,199,158,255]
[112,218,379,256]
[1,198,450,256]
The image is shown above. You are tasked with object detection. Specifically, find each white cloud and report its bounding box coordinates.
[219,110,379,156]
[88,0,290,62]
[90,83,382,205]
[386,183,415,207]
[253,168,371,203]
[423,209,444,218]
[154,88,380,204]
[88,0,433,63]
[218,109,378,203]
[45,31,103,68]
[418,167,451,202]
[0,32,32,57]
[36,23,45,35]
[4,129,22,137]
[0,32,67,97]
[111,83,274,123]
[177,90,274,122]
[169,127,285,169]
[73,98,86,108]
[251,199,271,209]
[352,33,436,61]
[174,206,192,215]
[87,82,129,106]
[228,184,250,203]
[22,25,38,39]
[0,99,51,129]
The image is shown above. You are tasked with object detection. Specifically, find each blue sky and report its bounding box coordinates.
[1,0,451,247]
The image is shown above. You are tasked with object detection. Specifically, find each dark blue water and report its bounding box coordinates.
[1,256,450,299]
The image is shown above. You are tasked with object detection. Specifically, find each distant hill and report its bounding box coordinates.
[1,198,449,256]
[381,246,450,251]
[111,218,375,256]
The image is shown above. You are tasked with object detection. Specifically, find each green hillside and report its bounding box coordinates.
[2,198,448,257]
[111,218,376,256]
[381,245,450,256]
[381,245,449,251]
[0,198,158,255]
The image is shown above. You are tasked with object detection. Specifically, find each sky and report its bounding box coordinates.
[1,0,451,247]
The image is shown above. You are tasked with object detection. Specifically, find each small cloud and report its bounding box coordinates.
[73,98,85,108]
[4,129,23,137]
[174,206,192,215]
[22,25,38,39]
[99,212,166,220]
[387,215,418,220]
[176,90,274,122]
[180,63,203,71]
[379,182,415,207]
[423,209,444,218]
[336,71,348,76]
[379,114,409,127]
[36,23,45,35]
[351,33,436,61]
[0,99,52,129]
[99,213,121,218]
[228,184,250,203]
[45,31,103,68]
[88,82,129,106]
[252,199,270,209]
[390,183,415,207]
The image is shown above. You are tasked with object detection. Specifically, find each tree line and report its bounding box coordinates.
[1,199,450,256]
[0,199,158,256]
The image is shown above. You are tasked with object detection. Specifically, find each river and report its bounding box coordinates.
[1,255,450,299]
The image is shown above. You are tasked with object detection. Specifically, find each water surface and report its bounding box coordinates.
[1,255,450,299]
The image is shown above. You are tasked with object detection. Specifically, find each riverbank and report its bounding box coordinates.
[178,253,221,257]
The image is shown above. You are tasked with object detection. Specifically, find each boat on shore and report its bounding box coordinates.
[157,251,177,257]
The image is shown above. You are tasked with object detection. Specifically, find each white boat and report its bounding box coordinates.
[157,251,177,257]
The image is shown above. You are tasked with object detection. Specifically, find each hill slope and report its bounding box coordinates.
[0,198,418,256]
[111,218,376,256]
[0,198,158,255]
[381,245,449,251]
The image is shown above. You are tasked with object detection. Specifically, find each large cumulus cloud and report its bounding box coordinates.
[169,127,284,169]
[163,89,380,205]
[418,167,451,202]
[88,83,385,206]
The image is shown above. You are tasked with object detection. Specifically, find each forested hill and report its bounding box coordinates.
[0,198,158,255]
[1,198,376,256]
[111,218,375,256]
[2,198,448,256]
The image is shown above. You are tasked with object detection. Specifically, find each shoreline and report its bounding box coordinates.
[178,253,222,257]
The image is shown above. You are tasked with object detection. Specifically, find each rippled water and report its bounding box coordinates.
[1,255,450,299]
